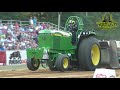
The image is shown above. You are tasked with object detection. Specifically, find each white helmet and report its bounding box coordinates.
[69,20,72,23]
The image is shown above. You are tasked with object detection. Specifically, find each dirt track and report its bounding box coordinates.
[0,69,93,78]
[0,68,120,78]
[0,64,120,78]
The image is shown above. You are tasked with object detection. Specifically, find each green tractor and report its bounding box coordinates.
[26,16,101,72]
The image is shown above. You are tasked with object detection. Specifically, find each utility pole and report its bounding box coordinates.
[58,12,62,31]
[86,12,88,17]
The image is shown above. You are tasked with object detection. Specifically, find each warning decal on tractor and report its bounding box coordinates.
[96,13,118,30]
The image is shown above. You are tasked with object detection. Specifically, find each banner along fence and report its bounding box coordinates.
[0,50,27,66]
[0,51,6,65]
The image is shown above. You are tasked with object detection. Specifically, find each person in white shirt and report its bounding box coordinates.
[3,24,8,30]
[29,17,33,27]
[0,22,3,30]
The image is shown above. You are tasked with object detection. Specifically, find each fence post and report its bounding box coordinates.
[20,21,22,26]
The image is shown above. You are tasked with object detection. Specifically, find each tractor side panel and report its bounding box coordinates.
[38,34,53,49]
[59,36,74,50]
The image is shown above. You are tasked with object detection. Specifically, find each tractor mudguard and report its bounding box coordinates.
[80,31,96,36]
[26,48,48,60]
[77,31,96,41]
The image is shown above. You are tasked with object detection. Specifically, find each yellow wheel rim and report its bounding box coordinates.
[63,58,69,69]
[91,44,100,66]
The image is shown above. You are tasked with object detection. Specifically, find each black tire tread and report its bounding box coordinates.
[27,58,40,71]
[55,54,70,72]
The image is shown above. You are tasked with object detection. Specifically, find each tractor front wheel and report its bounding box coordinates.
[55,54,70,72]
[27,57,40,71]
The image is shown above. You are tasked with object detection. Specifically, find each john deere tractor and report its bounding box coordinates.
[26,16,102,72]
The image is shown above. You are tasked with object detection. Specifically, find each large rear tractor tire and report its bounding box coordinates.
[78,37,101,71]
[109,40,119,68]
[27,57,40,71]
[55,54,70,72]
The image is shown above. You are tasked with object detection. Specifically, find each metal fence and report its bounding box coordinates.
[1,20,29,26]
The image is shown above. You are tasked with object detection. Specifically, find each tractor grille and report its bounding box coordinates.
[53,36,60,49]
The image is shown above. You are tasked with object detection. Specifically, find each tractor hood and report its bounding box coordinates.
[39,29,72,37]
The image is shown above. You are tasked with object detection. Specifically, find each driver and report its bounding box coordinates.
[68,20,78,45]
[67,20,73,32]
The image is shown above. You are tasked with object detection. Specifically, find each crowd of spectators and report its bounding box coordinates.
[0,16,58,51]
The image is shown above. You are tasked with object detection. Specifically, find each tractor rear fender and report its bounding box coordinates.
[77,31,96,44]
[77,31,96,40]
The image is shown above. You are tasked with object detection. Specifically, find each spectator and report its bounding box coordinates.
[17,33,21,41]
[14,22,19,31]
[33,16,37,27]
[42,22,47,30]
[0,30,2,34]
[3,24,8,30]
[0,22,3,30]
[0,43,4,50]
[0,19,58,50]
[9,23,14,30]
[29,17,33,27]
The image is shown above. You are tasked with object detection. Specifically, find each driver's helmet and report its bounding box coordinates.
[69,20,75,24]
[69,20,73,24]
[72,20,75,25]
